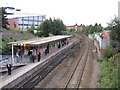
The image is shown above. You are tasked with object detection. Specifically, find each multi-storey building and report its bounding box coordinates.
[7,15,46,31]
[18,15,46,31]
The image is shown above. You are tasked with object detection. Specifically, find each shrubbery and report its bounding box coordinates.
[103,46,113,58]
[99,46,119,88]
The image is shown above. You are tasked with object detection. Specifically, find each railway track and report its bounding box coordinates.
[63,37,91,88]
[13,35,82,89]
[34,35,92,88]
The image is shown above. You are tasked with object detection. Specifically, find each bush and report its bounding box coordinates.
[99,58,118,88]
[99,53,120,88]
[104,46,113,58]
[1,46,12,55]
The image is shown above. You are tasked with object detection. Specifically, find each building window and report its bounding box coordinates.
[17,15,45,30]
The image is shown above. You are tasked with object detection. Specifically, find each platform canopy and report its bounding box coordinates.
[8,35,71,46]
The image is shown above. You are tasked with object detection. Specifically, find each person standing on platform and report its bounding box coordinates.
[58,42,61,48]
[16,51,19,63]
[45,48,48,55]
[32,50,35,63]
[38,51,41,62]
[32,49,36,63]
[6,62,12,75]
[47,44,49,54]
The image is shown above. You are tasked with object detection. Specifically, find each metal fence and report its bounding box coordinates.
[0,55,31,66]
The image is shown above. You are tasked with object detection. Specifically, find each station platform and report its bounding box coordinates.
[0,44,71,88]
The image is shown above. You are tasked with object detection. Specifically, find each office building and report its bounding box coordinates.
[8,15,46,31]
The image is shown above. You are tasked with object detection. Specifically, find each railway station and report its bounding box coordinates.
[0,35,73,88]
[0,34,101,89]
[7,35,71,64]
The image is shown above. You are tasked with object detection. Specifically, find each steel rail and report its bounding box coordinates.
[63,38,90,89]
[13,38,82,89]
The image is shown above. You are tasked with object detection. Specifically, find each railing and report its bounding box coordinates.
[0,55,31,65]
[0,57,9,62]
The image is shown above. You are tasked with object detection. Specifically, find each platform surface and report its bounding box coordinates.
[0,44,70,88]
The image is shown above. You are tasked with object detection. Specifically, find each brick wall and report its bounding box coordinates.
[7,18,19,30]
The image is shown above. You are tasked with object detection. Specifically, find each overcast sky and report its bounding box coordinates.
[0,0,119,27]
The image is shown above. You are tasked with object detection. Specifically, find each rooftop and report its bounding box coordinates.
[8,35,71,46]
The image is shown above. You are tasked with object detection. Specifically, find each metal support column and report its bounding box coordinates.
[12,44,14,63]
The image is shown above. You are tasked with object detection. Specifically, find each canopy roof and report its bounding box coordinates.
[8,35,71,46]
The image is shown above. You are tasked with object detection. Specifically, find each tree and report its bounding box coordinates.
[51,19,66,35]
[82,23,103,35]
[106,17,120,48]
[111,21,120,42]
[1,7,9,29]
[108,17,120,42]
[95,24,103,32]
[28,24,35,34]
[1,7,17,29]
[37,18,66,37]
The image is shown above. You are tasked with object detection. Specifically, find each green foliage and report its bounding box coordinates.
[82,23,103,35]
[28,24,35,34]
[36,18,67,37]
[107,17,120,43]
[1,29,37,55]
[110,21,120,42]
[1,36,35,55]
[103,46,114,58]
[99,43,120,88]
[1,7,8,29]
[1,38,14,55]
[52,19,66,35]
[99,53,120,88]
[104,26,112,30]
[38,19,52,37]
[69,29,75,32]
[1,46,12,55]
[2,38,15,43]
[76,29,82,34]
[7,27,13,30]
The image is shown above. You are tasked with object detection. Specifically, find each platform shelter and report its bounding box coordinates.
[7,35,71,64]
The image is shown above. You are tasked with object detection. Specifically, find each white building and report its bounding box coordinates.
[17,15,46,31]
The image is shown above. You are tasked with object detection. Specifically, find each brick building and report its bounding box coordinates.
[7,18,19,30]
[7,15,46,31]
[100,30,111,49]
[66,24,84,31]
[101,30,111,40]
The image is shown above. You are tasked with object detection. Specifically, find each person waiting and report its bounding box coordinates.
[6,62,12,75]
[38,51,41,62]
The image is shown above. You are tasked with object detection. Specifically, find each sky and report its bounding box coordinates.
[0,0,120,27]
